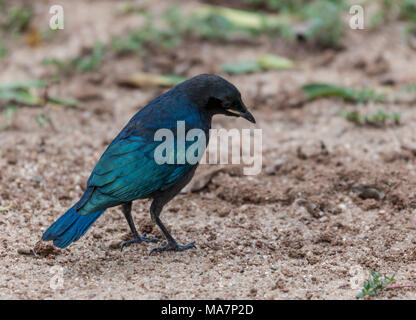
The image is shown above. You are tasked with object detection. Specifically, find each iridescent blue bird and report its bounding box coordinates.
[42,74,255,253]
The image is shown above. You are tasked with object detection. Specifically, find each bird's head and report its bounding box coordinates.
[181,74,256,124]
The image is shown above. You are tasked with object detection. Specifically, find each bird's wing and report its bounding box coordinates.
[77,135,196,215]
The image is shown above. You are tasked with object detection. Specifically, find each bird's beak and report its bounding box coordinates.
[240,110,256,123]
[226,102,256,124]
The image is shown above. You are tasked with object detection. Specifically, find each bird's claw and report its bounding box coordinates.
[150,241,196,255]
[141,232,163,243]
[120,239,140,251]
[120,233,163,251]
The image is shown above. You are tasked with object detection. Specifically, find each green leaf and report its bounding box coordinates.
[117,72,186,88]
[303,83,355,100]
[302,83,383,103]
[341,109,401,127]
[221,61,262,75]
[160,75,187,85]
[340,110,361,124]
[258,54,294,70]
[3,6,32,33]
[76,42,105,72]
[401,84,416,93]
[0,37,7,59]
[0,79,80,109]
[0,79,46,90]
[0,86,40,105]
[1,105,17,130]
[35,114,50,128]
[193,5,287,31]
[221,54,294,75]
[42,42,105,74]
[0,79,45,106]
[42,58,71,71]
[47,96,80,108]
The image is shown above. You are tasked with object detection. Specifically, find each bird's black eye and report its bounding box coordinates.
[235,101,243,110]
[222,100,231,109]
[206,97,222,110]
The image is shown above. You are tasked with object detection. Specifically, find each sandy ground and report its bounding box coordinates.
[1,0,416,299]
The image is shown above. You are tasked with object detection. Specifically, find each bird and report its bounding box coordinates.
[42,74,256,254]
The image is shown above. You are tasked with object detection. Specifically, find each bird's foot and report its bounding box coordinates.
[141,232,163,243]
[150,241,196,255]
[120,233,163,251]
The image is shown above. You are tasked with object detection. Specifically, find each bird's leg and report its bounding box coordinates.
[122,202,139,238]
[120,202,162,251]
[149,201,196,254]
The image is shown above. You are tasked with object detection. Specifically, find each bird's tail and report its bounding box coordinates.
[42,204,105,248]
